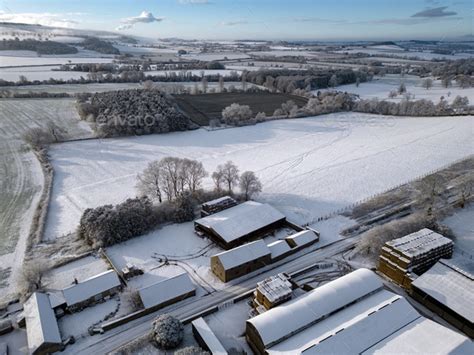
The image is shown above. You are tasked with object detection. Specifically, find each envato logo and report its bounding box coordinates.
[98,113,165,127]
[320,112,398,131]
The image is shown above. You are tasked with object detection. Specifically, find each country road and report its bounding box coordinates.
[67,237,357,354]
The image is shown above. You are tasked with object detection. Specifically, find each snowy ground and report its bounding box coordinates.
[318,74,474,104]
[106,222,224,293]
[182,52,250,61]
[0,50,114,67]
[442,204,474,254]
[0,65,92,82]
[45,113,474,240]
[334,47,473,61]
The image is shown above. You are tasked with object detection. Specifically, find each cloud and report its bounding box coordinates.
[0,11,78,28]
[411,6,457,18]
[220,20,248,26]
[117,11,163,31]
[292,17,346,24]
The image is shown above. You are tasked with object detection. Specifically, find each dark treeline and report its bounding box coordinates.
[244,68,369,93]
[80,37,120,55]
[76,89,192,137]
[0,38,78,55]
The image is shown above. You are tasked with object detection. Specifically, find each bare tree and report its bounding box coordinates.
[181,159,207,192]
[19,259,50,298]
[214,161,239,193]
[329,74,338,88]
[441,77,452,88]
[239,171,262,200]
[218,75,225,92]
[422,78,433,90]
[398,82,407,94]
[201,76,208,93]
[212,170,225,192]
[136,160,163,203]
[222,103,253,126]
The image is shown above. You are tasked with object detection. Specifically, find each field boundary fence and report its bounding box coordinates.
[304,155,472,227]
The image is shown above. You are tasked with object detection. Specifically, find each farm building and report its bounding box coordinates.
[267,240,293,262]
[245,268,472,355]
[195,201,286,249]
[211,240,271,282]
[24,292,62,355]
[200,195,238,217]
[285,230,319,249]
[191,317,227,355]
[138,273,196,311]
[411,256,474,337]
[62,270,122,311]
[254,273,293,311]
[378,228,453,288]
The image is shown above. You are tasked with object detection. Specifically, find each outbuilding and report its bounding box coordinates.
[138,273,196,311]
[211,240,271,282]
[62,269,122,311]
[24,292,62,355]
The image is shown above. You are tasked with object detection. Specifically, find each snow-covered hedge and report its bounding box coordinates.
[152,314,184,349]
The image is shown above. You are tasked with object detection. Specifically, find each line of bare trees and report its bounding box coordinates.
[136,158,262,202]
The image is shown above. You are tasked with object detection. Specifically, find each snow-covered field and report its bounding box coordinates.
[45,113,474,240]
[335,47,473,61]
[0,98,93,301]
[0,66,91,82]
[320,74,474,104]
[0,50,114,67]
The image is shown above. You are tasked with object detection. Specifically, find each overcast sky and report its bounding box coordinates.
[0,0,471,40]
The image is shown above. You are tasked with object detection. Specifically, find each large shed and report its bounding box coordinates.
[191,317,227,355]
[24,292,62,355]
[245,268,472,354]
[211,240,271,282]
[138,273,196,311]
[195,201,286,249]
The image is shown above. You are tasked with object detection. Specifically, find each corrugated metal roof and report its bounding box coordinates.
[195,201,285,243]
[411,257,474,323]
[62,269,121,307]
[247,268,384,348]
[24,292,61,354]
[138,273,195,309]
[213,239,271,270]
[191,317,227,355]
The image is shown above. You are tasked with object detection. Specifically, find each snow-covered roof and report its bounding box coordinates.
[257,273,292,304]
[138,273,195,309]
[24,292,62,354]
[195,201,285,243]
[361,317,473,354]
[191,317,227,355]
[411,257,474,323]
[386,228,452,258]
[286,230,318,247]
[62,269,121,307]
[48,291,66,309]
[213,239,271,270]
[247,268,383,348]
[202,196,236,208]
[268,240,292,259]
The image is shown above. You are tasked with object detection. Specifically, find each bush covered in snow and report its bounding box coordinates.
[76,89,192,137]
[222,103,254,126]
[152,314,184,350]
[78,197,157,247]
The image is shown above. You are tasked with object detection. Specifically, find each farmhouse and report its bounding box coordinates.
[245,268,471,355]
[138,273,196,311]
[378,228,453,288]
[211,240,271,282]
[24,292,62,355]
[285,230,319,250]
[195,201,286,249]
[191,317,227,355]
[62,270,122,311]
[411,256,474,337]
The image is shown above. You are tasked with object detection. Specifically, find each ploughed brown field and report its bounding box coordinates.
[173,92,308,126]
